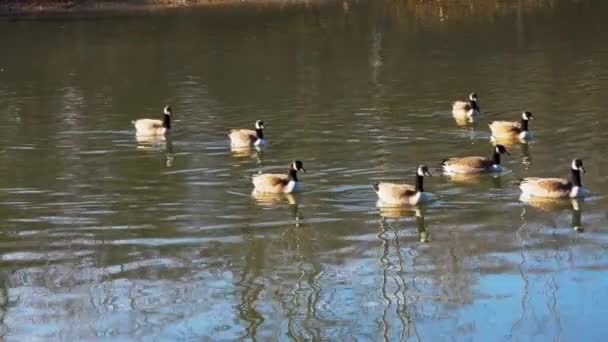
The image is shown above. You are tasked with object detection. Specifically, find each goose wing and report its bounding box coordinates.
[134,119,163,130]
[252,173,290,193]
[375,182,417,203]
[520,177,572,198]
[489,121,522,135]
[443,156,492,172]
[229,129,257,146]
[452,100,472,112]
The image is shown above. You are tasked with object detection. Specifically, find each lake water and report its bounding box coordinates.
[1,0,608,340]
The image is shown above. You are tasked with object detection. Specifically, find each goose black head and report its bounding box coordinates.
[571,159,585,173]
[495,144,510,155]
[164,105,172,116]
[522,111,534,120]
[255,120,264,130]
[417,165,432,177]
[291,160,305,173]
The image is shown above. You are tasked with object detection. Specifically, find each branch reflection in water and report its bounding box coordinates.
[239,192,310,340]
[377,206,430,340]
[513,197,582,337]
[0,276,7,336]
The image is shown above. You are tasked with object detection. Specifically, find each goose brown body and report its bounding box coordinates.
[519,178,573,198]
[134,119,167,136]
[229,129,258,147]
[489,121,522,136]
[252,174,292,193]
[442,157,494,173]
[375,183,421,206]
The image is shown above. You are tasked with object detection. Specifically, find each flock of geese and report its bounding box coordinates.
[132,94,587,210]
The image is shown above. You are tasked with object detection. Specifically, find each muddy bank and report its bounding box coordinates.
[0,0,344,16]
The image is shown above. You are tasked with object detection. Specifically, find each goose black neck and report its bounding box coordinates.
[492,151,501,165]
[520,118,529,132]
[256,128,264,140]
[163,114,171,129]
[288,169,298,182]
[470,100,479,111]
[571,169,582,187]
[415,174,424,192]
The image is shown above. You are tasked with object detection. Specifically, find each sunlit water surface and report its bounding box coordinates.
[1,0,608,340]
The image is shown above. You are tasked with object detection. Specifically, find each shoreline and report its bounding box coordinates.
[0,0,344,16]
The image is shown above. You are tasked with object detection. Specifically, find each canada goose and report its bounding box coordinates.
[229,120,265,148]
[489,111,534,141]
[519,159,586,198]
[442,144,510,174]
[252,160,305,194]
[133,105,172,136]
[452,92,480,123]
[372,165,432,206]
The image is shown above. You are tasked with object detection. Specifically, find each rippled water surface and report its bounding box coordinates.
[1,0,608,340]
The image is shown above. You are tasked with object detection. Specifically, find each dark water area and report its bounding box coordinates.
[1,0,608,340]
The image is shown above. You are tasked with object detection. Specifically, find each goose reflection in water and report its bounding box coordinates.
[252,192,297,206]
[231,145,263,159]
[231,146,264,171]
[520,195,584,232]
[252,192,301,227]
[452,121,482,141]
[379,206,430,243]
[520,143,532,168]
[445,172,504,188]
[490,132,533,147]
[135,135,175,167]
